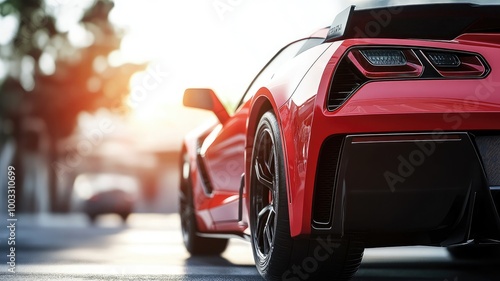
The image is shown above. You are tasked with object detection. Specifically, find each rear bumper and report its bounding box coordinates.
[311,132,500,247]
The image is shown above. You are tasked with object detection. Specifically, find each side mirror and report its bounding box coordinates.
[183,88,230,124]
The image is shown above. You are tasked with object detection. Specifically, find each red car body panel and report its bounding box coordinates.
[184,31,500,238]
[280,36,500,236]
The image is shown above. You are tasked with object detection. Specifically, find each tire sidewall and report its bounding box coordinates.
[179,152,196,251]
[250,111,292,277]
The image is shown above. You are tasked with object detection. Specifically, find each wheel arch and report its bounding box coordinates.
[244,88,294,231]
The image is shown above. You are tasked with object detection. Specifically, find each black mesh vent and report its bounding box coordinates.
[327,58,367,111]
[312,135,345,228]
[474,135,500,186]
[197,153,213,194]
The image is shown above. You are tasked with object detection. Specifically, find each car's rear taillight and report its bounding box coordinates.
[422,50,487,78]
[327,46,490,111]
[359,49,406,66]
[425,52,461,67]
[348,49,423,79]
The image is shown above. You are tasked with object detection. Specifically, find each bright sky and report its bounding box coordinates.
[110,1,343,95]
[6,0,495,155]
[103,0,345,150]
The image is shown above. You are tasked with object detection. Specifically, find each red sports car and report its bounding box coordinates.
[179,3,500,280]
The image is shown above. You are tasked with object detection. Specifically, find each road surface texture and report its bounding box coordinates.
[1,213,499,280]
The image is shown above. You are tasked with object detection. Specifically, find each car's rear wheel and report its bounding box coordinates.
[250,111,364,281]
[119,213,129,222]
[87,214,97,224]
[179,152,228,255]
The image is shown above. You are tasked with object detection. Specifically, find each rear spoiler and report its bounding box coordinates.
[325,3,500,42]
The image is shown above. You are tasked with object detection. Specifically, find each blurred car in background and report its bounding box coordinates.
[71,173,140,223]
[84,188,134,223]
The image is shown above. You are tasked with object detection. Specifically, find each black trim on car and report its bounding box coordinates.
[325,3,500,42]
[311,132,500,248]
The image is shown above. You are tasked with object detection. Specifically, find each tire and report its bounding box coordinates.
[250,111,364,281]
[447,243,500,260]
[87,214,97,224]
[119,213,129,222]
[179,152,229,255]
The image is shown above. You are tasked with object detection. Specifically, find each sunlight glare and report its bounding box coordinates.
[108,0,342,150]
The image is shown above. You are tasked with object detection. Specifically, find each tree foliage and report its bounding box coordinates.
[0,0,143,138]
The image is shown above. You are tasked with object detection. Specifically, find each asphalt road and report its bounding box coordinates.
[0,213,499,280]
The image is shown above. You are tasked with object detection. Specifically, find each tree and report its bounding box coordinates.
[0,0,145,211]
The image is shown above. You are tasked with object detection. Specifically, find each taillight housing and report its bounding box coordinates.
[422,50,487,78]
[348,49,423,79]
[327,46,489,111]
